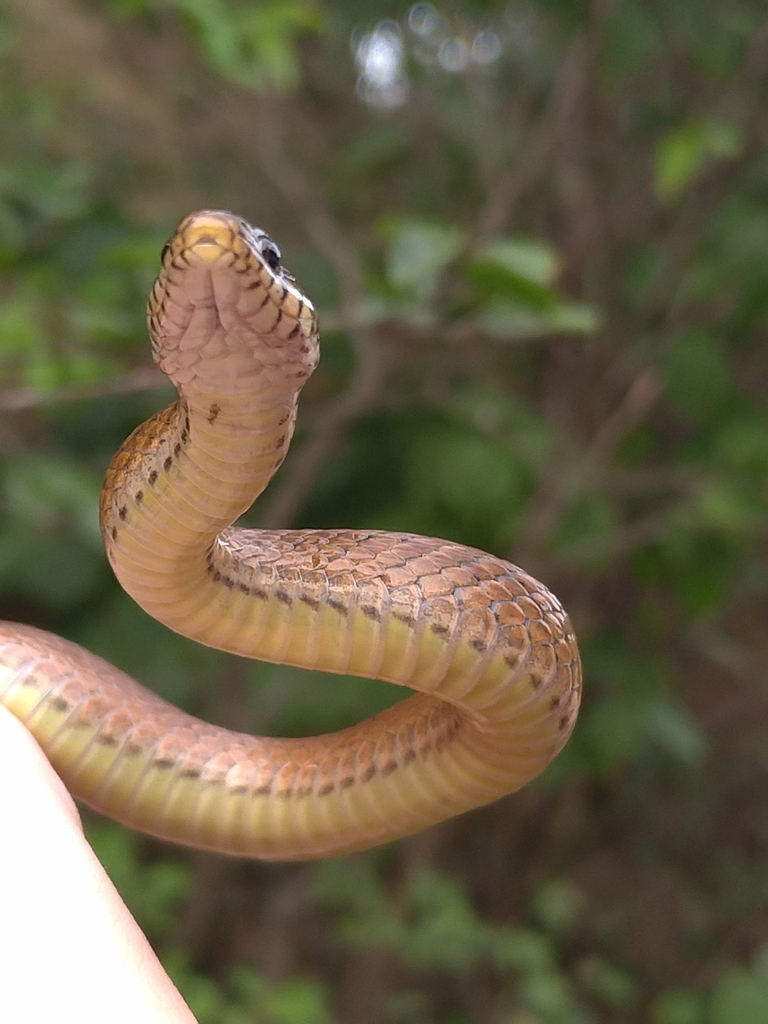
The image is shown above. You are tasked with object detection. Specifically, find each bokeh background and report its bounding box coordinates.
[2,1,768,1022]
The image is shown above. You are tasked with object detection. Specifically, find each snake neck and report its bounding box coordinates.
[100,390,296,620]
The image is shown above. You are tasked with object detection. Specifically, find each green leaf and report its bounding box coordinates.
[4,456,101,543]
[715,416,768,475]
[493,928,556,973]
[0,296,44,355]
[476,237,560,286]
[661,330,732,419]
[406,426,530,547]
[752,945,768,980]
[480,300,600,340]
[695,481,763,536]
[643,698,708,767]
[532,879,584,935]
[655,121,743,201]
[521,971,581,1021]
[709,968,768,1024]
[650,988,705,1024]
[384,219,464,298]
[467,257,557,309]
[602,1,659,82]
[0,159,91,222]
[552,490,617,560]
[577,956,636,1008]
[173,0,319,91]
[550,302,601,334]
[579,693,653,774]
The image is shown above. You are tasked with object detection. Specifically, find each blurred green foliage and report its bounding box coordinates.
[1,0,768,1021]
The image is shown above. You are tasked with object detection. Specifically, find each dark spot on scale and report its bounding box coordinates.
[212,570,221,583]
[254,783,272,797]
[393,612,415,628]
[238,583,250,594]
[299,594,320,610]
[430,622,449,638]
[327,597,349,617]
[318,781,335,797]
[135,490,144,503]
[180,766,202,779]
[361,605,381,622]
[434,719,459,752]
[111,526,117,541]
[148,469,158,485]
[251,587,268,600]
[118,506,127,521]
[362,764,376,782]
[180,429,188,443]
[339,775,355,790]
[470,637,487,652]
[275,590,292,606]
[50,696,69,713]
[153,757,175,771]
[173,443,181,457]
[163,456,172,472]
[288,323,300,339]
[222,576,235,590]
[504,654,519,670]
[227,784,249,796]
[380,760,398,777]
[208,403,220,424]
[96,733,119,747]
[550,696,561,710]
[559,715,570,731]
[185,415,190,433]
[402,748,417,765]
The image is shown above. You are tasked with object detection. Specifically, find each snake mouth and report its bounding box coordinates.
[188,237,227,258]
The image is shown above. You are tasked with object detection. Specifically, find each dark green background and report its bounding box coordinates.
[1,1,767,1021]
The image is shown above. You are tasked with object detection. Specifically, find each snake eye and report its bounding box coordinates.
[259,237,282,272]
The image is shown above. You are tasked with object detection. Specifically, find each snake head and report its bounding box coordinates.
[148,210,319,401]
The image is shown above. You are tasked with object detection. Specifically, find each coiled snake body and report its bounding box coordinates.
[0,211,581,860]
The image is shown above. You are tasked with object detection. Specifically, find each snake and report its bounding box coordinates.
[0,210,581,861]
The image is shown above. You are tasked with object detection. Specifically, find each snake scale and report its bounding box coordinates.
[0,211,581,860]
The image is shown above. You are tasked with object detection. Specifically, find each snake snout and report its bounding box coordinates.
[179,210,239,248]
